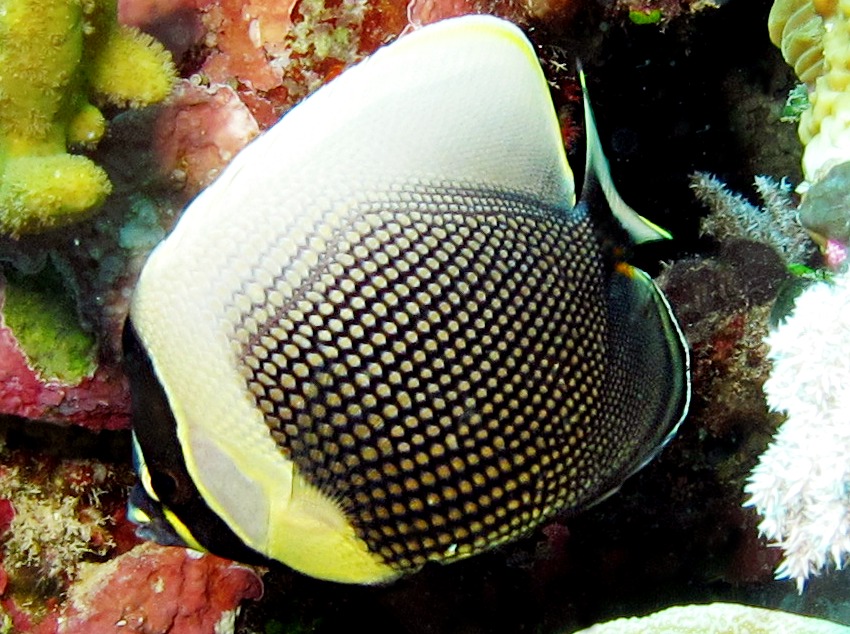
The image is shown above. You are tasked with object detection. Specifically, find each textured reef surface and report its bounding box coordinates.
[1,0,850,632]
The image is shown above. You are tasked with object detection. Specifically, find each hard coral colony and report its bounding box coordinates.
[0,0,176,236]
[769,0,850,257]
[769,0,850,188]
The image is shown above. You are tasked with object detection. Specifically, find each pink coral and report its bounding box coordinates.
[155,80,260,197]
[119,0,196,26]
[824,238,848,269]
[406,0,479,26]
[118,0,207,62]
[199,0,298,92]
[58,543,263,634]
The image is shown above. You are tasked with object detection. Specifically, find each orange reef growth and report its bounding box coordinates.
[114,0,588,204]
[122,0,572,131]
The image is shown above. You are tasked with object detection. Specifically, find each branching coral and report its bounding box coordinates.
[737,3,850,591]
[744,267,850,590]
[691,172,815,265]
[0,0,176,237]
[694,173,850,589]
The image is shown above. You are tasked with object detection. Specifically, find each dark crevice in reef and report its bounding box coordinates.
[0,414,131,463]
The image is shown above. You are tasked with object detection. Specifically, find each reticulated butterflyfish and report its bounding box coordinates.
[124,14,690,584]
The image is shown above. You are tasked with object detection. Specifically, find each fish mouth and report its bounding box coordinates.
[127,482,190,548]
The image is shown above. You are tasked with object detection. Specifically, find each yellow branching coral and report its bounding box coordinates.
[0,0,177,237]
[769,0,850,187]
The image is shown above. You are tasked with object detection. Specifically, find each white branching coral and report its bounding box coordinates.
[691,172,815,264]
[744,267,850,590]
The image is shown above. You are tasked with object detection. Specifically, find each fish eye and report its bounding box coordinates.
[149,469,181,504]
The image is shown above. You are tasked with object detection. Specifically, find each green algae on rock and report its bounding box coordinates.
[1,265,97,384]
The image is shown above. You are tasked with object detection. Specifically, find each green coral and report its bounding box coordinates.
[2,264,97,383]
[0,0,177,237]
[289,0,355,61]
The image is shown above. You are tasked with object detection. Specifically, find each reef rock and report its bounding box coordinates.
[574,602,850,633]
[57,542,263,634]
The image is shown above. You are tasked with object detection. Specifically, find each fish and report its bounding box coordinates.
[123,14,690,585]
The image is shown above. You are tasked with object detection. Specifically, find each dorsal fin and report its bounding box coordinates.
[578,66,672,244]
[211,16,578,214]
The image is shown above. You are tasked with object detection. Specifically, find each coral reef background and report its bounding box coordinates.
[2,0,849,631]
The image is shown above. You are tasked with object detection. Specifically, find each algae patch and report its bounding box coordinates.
[2,265,97,383]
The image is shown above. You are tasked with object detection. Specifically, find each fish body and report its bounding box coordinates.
[125,15,690,584]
